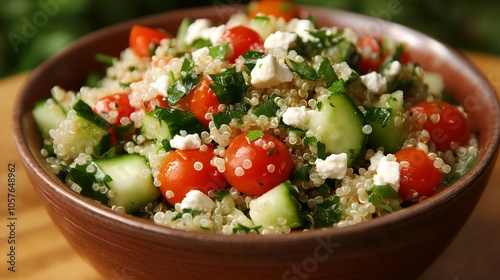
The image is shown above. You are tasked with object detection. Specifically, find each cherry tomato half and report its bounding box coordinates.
[157,145,227,205]
[218,25,264,63]
[186,78,221,127]
[395,147,443,202]
[409,101,470,151]
[247,0,301,22]
[357,36,411,73]
[93,93,136,126]
[357,36,384,73]
[224,131,293,195]
[129,25,169,57]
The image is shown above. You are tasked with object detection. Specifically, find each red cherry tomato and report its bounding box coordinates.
[357,36,385,73]
[186,78,221,127]
[247,0,301,22]
[357,36,411,73]
[219,25,264,63]
[409,101,470,151]
[395,147,443,202]
[129,25,169,57]
[93,93,135,126]
[224,131,293,195]
[158,145,227,205]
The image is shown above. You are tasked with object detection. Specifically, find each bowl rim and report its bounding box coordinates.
[11,4,500,244]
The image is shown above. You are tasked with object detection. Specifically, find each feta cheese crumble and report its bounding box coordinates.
[361,72,387,94]
[251,55,293,88]
[315,153,348,180]
[169,134,202,150]
[333,62,354,82]
[369,151,400,191]
[149,75,170,96]
[288,19,318,43]
[264,31,297,50]
[184,19,212,45]
[281,106,314,128]
[180,190,215,212]
[382,61,402,81]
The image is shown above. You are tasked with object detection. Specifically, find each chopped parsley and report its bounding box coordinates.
[166,59,200,105]
[209,67,247,105]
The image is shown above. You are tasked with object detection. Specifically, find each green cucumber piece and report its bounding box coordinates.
[365,90,404,154]
[249,16,273,40]
[32,98,66,139]
[249,181,304,229]
[308,86,367,166]
[94,154,160,213]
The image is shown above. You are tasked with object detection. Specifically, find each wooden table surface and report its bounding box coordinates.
[0,52,499,279]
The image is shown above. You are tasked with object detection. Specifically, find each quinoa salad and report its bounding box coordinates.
[33,2,478,235]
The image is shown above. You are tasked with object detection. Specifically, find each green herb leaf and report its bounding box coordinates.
[174,208,202,220]
[161,138,173,152]
[246,130,264,142]
[317,141,327,160]
[214,189,230,202]
[166,59,200,105]
[212,107,246,129]
[242,51,264,72]
[192,38,212,49]
[292,164,312,181]
[253,95,279,117]
[288,59,318,81]
[328,79,345,95]
[364,107,392,128]
[279,123,306,135]
[209,42,229,60]
[209,67,247,104]
[317,59,338,88]
[312,195,342,228]
[153,107,206,136]
[73,100,109,131]
[368,184,402,212]
[232,223,262,234]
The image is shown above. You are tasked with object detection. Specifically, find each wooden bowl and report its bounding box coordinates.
[12,5,500,280]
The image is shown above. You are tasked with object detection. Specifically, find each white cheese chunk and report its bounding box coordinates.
[372,154,400,191]
[315,153,348,180]
[180,190,215,213]
[282,106,314,128]
[382,61,402,81]
[333,62,354,82]
[251,55,293,88]
[149,75,170,96]
[288,19,318,43]
[368,150,385,171]
[169,134,202,150]
[360,72,387,94]
[184,19,213,45]
[264,31,297,50]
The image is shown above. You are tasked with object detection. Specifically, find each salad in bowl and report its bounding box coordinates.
[32,0,477,235]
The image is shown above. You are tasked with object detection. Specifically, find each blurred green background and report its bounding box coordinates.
[1,0,499,78]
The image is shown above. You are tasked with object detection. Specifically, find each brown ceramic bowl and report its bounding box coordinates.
[12,5,500,280]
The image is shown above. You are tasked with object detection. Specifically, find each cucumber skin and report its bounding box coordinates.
[141,111,173,142]
[249,181,304,229]
[33,98,66,139]
[309,91,367,166]
[94,154,160,213]
[366,91,404,154]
